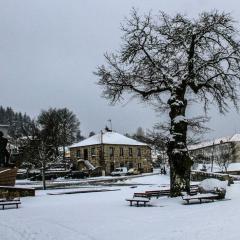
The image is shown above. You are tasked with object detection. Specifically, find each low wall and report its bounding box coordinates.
[0,168,18,186]
[191,170,236,182]
[0,186,35,197]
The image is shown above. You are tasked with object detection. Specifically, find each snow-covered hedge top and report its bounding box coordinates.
[70,131,148,148]
[188,133,240,150]
[199,178,227,191]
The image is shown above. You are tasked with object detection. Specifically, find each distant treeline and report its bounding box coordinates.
[0,106,34,138]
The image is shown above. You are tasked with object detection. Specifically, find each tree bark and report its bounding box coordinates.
[167,87,193,197]
[42,159,46,190]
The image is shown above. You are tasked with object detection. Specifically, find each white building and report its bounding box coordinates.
[189,134,240,165]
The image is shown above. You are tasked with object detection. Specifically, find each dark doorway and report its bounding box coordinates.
[110,162,114,172]
[84,149,88,160]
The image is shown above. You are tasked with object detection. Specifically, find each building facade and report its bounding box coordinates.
[69,131,152,175]
[189,134,240,167]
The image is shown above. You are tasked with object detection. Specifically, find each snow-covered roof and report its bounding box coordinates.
[70,131,148,148]
[189,133,240,151]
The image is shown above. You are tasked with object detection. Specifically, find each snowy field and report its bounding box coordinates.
[1,174,240,240]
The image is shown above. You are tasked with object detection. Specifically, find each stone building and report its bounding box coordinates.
[69,130,152,175]
[189,134,240,166]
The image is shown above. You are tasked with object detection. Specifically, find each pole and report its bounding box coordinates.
[108,119,112,131]
[100,130,105,176]
[211,141,214,172]
[42,160,46,190]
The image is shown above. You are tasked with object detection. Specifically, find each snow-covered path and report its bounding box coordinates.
[1,175,239,240]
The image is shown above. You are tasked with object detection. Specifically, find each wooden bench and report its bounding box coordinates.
[146,190,170,198]
[182,193,219,204]
[0,200,21,210]
[133,192,151,199]
[134,188,198,200]
[126,197,150,207]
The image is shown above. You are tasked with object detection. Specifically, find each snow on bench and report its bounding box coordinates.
[134,185,199,199]
[126,197,150,207]
[182,193,219,204]
[0,200,21,210]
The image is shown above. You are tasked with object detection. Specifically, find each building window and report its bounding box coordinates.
[129,162,133,168]
[76,150,81,158]
[120,147,124,156]
[110,147,114,157]
[91,147,95,156]
[129,148,133,156]
[137,148,141,157]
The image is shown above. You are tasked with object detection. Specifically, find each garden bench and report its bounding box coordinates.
[182,193,219,204]
[146,190,170,198]
[133,192,151,199]
[0,200,21,210]
[126,197,150,207]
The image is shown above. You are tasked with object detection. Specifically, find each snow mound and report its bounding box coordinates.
[199,178,227,192]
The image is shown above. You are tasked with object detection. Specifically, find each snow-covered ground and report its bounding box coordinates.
[1,174,240,240]
[15,172,160,189]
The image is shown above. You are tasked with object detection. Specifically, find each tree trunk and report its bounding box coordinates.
[63,145,66,161]
[42,160,46,190]
[167,88,193,197]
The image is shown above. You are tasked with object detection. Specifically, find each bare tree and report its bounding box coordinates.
[215,143,233,173]
[95,10,240,196]
[38,108,80,160]
[58,108,80,161]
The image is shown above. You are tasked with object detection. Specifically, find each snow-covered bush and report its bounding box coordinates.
[198,178,227,199]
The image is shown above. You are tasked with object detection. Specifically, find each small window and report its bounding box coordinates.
[120,147,124,156]
[129,148,133,156]
[76,150,81,158]
[91,147,95,156]
[110,147,114,157]
[137,148,141,157]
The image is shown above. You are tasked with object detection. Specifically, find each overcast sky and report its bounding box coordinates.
[1,0,240,139]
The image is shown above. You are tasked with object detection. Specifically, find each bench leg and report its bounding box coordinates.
[16,204,18,209]
[130,201,132,206]
[137,201,139,207]
[200,199,202,204]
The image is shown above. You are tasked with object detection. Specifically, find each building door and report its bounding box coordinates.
[84,149,88,160]
[110,162,114,172]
